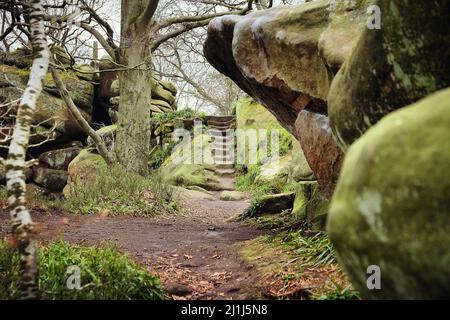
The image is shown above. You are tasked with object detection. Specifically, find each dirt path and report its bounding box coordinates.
[0,189,269,300]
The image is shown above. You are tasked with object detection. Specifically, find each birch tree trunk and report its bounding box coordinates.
[115,0,158,176]
[5,0,49,299]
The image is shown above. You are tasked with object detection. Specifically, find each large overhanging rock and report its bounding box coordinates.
[204,0,370,195]
[204,0,370,133]
[328,0,450,150]
[328,88,450,299]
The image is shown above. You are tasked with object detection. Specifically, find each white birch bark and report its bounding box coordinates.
[5,0,49,299]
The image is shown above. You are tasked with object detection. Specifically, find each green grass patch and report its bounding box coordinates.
[0,240,165,300]
[150,108,205,125]
[64,165,178,216]
[0,165,179,216]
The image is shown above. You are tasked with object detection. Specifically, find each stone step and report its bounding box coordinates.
[214,156,234,165]
[212,144,233,152]
[205,115,234,123]
[209,130,233,138]
[215,168,235,176]
[216,163,235,170]
[213,150,234,157]
[207,119,235,127]
[210,136,234,144]
[209,126,232,133]
[213,150,233,157]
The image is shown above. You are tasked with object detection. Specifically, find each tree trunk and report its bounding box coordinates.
[115,0,156,176]
[5,0,49,300]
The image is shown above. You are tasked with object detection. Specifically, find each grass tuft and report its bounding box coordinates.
[240,231,359,300]
[0,240,165,300]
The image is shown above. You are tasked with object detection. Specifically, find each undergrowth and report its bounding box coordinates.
[64,165,178,216]
[240,231,359,300]
[0,240,165,300]
[150,108,205,125]
[0,165,179,216]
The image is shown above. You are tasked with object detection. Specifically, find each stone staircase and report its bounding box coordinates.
[206,116,236,180]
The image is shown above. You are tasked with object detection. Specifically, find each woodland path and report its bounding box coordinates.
[0,116,271,299]
[0,190,268,300]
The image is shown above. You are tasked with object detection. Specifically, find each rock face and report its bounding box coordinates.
[63,149,106,197]
[160,134,223,191]
[219,191,247,201]
[328,88,450,299]
[38,147,82,171]
[0,64,93,140]
[204,0,369,133]
[0,49,178,194]
[292,181,329,231]
[204,1,370,195]
[87,125,117,151]
[32,167,68,193]
[328,0,450,150]
[0,49,95,192]
[294,111,344,197]
[98,55,178,123]
[243,192,296,218]
[31,147,82,192]
[204,0,450,299]
[236,97,314,184]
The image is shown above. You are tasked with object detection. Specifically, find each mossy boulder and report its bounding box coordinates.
[292,181,329,231]
[327,88,450,299]
[160,80,178,96]
[161,164,221,191]
[236,97,312,181]
[87,125,117,151]
[32,167,68,193]
[328,0,450,150]
[244,192,295,218]
[151,79,176,107]
[255,143,314,186]
[287,142,315,181]
[74,64,96,82]
[38,147,82,171]
[98,55,178,111]
[172,186,216,202]
[43,69,94,114]
[0,64,92,139]
[220,191,247,201]
[63,150,106,197]
[160,134,222,191]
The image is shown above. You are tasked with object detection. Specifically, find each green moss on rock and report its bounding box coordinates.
[327,88,450,299]
[328,0,450,149]
[159,134,222,191]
